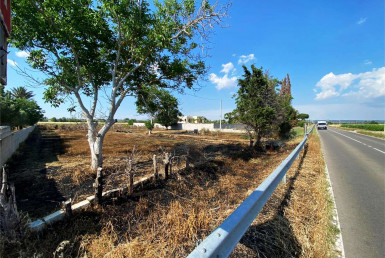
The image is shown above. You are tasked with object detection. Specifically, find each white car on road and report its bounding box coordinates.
[317,121,327,130]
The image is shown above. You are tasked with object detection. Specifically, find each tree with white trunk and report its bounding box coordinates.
[11,0,229,170]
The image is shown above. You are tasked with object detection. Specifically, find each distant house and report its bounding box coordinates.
[178,115,199,124]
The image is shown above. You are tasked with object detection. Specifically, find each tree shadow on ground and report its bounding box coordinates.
[237,144,309,257]
[7,127,67,219]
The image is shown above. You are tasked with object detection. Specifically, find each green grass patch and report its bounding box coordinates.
[340,124,384,131]
[291,127,305,138]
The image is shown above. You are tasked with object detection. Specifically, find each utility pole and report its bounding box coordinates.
[220,99,222,131]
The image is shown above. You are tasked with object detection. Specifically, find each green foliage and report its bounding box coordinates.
[234,65,298,145]
[0,92,44,129]
[277,96,297,138]
[11,86,35,99]
[224,110,239,124]
[197,116,209,123]
[341,124,384,131]
[145,120,154,131]
[297,120,306,128]
[11,0,228,168]
[235,65,278,148]
[136,86,181,128]
[127,119,136,126]
[10,0,223,110]
[297,113,309,121]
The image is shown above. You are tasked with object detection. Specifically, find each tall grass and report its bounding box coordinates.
[341,123,384,131]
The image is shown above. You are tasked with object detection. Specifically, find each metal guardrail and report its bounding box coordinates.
[188,125,315,258]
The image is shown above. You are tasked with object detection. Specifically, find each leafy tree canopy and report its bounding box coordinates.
[297,113,309,121]
[235,65,279,148]
[11,86,35,99]
[136,86,181,128]
[10,0,229,169]
[0,87,44,129]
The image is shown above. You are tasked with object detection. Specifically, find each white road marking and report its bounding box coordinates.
[330,129,385,155]
[373,148,385,154]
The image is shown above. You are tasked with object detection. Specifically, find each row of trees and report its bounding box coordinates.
[0,86,44,129]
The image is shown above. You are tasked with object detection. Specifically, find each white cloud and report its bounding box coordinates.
[15,51,30,58]
[357,17,367,25]
[238,54,255,64]
[210,62,238,90]
[221,62,234,74]
[315,67,385,100]
[364,60,372,65]
[7,59,17,67]
[209,73,237,90]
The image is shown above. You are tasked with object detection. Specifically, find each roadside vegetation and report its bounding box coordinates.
[1,125,338,257]
[0,86,44,129]
[340,123,384,131]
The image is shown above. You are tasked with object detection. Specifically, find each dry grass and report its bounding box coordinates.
[2,125,336,257]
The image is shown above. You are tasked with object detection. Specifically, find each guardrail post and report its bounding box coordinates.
[304,123,308,135]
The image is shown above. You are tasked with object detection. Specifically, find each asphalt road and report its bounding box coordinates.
[318,127,385,258]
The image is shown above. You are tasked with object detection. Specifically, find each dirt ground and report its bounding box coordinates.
[2,124,336,257]
[6,124,252,219]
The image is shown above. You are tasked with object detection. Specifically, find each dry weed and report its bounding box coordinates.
[4,125,335,257]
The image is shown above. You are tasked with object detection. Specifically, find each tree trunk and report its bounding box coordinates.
[86,120,112,171]
[89,135,104,171]
[255,132,262,150]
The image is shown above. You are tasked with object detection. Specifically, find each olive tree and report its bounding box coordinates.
[11,0,229,170]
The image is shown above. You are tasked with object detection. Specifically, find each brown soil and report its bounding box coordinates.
[2,125,335,257]
[6,124,251,219]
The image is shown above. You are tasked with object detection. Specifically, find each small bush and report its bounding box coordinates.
[297,120,306,128]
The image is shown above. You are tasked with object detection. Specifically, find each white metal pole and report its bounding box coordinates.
[220,99,222,131]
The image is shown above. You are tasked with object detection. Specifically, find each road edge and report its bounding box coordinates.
[318,129,345,257]
[324,163,345,258]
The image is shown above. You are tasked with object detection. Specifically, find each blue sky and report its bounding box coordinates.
[6,0,385,121]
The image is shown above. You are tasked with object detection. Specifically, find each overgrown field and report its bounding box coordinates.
[340,123,384,131]
[1,125,337,257]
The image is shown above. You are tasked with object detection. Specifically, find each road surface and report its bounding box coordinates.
[318,127,385,258]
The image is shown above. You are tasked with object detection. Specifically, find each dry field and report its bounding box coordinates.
[2,124,338,257]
